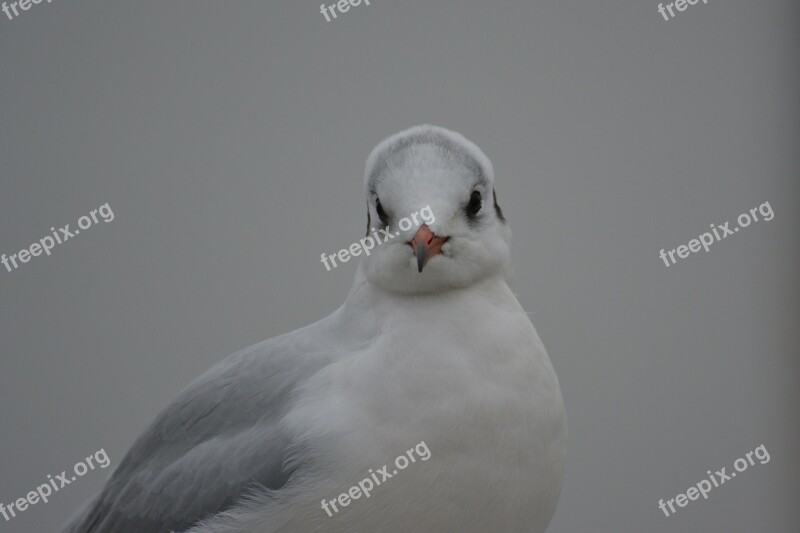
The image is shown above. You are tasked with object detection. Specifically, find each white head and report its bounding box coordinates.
[360,125,511,295]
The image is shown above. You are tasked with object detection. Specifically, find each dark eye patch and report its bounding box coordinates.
[375,198,390,226]
[466,190,482,221]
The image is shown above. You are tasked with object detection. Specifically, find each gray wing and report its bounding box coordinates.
[62,327,331,533]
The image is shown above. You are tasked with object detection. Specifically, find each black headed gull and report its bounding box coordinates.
[63,125,566,533]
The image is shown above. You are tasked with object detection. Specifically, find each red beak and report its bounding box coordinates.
[410,224,448,272]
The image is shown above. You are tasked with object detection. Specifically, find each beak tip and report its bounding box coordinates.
[415,243,427,273]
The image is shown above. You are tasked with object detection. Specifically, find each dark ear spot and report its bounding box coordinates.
[366,201,372,236]
[493,188,506,223]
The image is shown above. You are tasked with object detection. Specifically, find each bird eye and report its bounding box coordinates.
[466,190,482,218]
[375,198,390,226]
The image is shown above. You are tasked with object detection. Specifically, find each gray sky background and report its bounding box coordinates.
[1,1,798,532]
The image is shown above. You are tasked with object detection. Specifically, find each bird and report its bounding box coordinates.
[62,124,566,533]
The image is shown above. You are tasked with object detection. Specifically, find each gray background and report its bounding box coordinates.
[1,1,798,531]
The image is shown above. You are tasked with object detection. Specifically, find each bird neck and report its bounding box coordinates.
[333,265,521,339]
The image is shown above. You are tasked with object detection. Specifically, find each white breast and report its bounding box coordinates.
[267,275,566,533]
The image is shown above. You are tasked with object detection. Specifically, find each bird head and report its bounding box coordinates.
[359,125,511,295]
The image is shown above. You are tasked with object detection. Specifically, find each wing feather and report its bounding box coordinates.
[63,327,331,533]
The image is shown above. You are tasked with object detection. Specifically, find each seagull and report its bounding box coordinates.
[63,125,566,533]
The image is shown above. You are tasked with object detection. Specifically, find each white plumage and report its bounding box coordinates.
[64,125,566,533]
